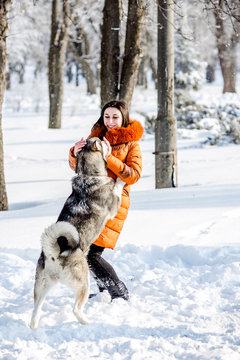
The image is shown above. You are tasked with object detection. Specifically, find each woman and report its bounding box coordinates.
[69,100,143,301]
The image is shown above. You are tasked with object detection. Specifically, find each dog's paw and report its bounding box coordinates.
[29,318,38,330]
[80,317,91,325]
[77,315,91,325]
[116,177,125,187]
[73,310,91,325]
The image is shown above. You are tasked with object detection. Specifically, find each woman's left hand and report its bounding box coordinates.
[103,137,112,159]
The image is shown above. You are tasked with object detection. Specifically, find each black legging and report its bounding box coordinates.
[87,244,120,287]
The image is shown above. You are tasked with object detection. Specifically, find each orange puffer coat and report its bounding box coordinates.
[69,120,143,249]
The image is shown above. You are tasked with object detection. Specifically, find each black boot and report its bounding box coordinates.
[89,271,107,298]
[106,280,129,301]
[87,244,129,301]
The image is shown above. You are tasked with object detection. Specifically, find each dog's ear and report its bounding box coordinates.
[91,139,102,152]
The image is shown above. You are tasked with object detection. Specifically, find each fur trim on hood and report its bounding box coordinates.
[90,120,144,146]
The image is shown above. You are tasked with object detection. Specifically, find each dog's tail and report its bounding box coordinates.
[41,221,80,258]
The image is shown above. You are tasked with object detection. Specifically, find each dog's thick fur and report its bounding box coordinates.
[30,138,124,329]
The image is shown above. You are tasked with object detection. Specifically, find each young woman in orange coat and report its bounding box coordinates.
[69,100,143,301]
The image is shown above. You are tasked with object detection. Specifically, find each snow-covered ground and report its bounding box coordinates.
[1,72,240,359]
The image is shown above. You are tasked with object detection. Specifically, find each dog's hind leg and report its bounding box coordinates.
[73,284,90,325]
[30,272,56,329]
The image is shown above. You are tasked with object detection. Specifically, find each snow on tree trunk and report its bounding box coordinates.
[119,0,145,108]
[100,0,120,108]
[0,0,10,210]
[155,0,177,189]
[48,0,71,129]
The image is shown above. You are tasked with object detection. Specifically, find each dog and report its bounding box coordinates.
[30,137,125,329]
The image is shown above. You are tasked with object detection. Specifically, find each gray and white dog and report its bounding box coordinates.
[30,137,124,329]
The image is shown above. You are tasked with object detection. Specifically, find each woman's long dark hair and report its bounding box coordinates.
[94,100,130,129]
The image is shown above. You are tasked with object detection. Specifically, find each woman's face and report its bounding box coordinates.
[103,107,123,130]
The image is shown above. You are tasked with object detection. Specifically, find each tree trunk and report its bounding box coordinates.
[214,10,237,93]
[81,60,97,95]
[100,0,120,108]
[0,0,10,210]
[137,55,148,88]
[79,30,96,95]
[76,63,79,87]
[206,63,216,83]
[149,57,157,89]
[48,0,71,129]
[119,0,145,108]
[155,0,177,189]
[68,40,97,95]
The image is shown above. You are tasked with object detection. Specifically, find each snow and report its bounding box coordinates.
[1,73,240,359]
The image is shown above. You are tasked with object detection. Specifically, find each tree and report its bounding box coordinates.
[101,0,145,108]
[0,0,10,210]
[155,0,177,189]
[68,23,97,95]
[213,7,238,93]
[100,0,120,107]
[119,0,145,106]
[48,0,71,129]
[174,13,206,104]
[67,0,102,93]
[6,1,51,90]
[202,0,240,93]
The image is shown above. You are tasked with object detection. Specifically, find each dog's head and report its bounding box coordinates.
[75,137,108,176]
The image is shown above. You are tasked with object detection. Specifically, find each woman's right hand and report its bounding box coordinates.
[74,137,86,156]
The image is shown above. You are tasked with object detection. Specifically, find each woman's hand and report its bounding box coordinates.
[103,137,112,159]
[74,137,86,156]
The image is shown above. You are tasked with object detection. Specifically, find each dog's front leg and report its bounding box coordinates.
[108,177,125,220]
[114,177,125,198]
